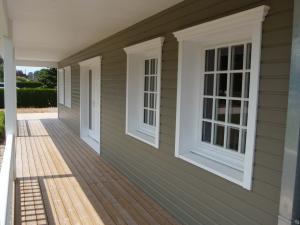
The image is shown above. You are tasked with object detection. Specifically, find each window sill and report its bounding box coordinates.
[176,148,244,188]
[137,126,155,138]
[126,129,158,149]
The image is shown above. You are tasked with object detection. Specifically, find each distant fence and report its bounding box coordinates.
[0,88,57,108]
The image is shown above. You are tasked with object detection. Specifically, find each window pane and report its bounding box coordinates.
[205,49,215,72]
[216,73,227,96]
[149,110,154,126]
[246,43,252,69]
[231,45,244,70]
[145,60,149,75]
[241,129,247,154]
[203,98,213,119]
[244,72,250,98]
[144,76,149,91]
[149,93,155,108]
[228,100,241,125]
[144,93,148,107]
[144,109,148,124]
[202,121,211,143]
[150,76,156,91]
[227,127,239,151]
[242,101,248,126]
[214,124,224,147]
[229,73,242,97]
[215,99,226,122]
[150,59,154,74]
[204,74,214,96]
[217,47,228,71]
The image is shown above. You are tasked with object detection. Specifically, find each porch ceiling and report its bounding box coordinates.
[6,0,182,64]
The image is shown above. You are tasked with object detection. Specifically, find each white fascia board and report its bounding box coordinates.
[124,37,164,54]
[173,5,270,42]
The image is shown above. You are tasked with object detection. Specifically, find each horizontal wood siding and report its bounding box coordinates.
[58,0,293,224]
[58,64,80,135]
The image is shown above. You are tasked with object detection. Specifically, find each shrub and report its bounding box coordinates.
[17,81,43,88]
[0,111,5,143]
[0,88,57,108]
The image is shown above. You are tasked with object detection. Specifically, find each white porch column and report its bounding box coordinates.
[3,36,16,135]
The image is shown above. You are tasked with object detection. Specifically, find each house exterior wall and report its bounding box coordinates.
[58,0,294,224]
[58,64,80,135]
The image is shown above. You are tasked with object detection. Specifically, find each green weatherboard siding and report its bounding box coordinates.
[58,0,294,224]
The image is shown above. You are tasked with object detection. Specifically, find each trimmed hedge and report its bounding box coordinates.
[0,88,57,108]
[17,81,43,88]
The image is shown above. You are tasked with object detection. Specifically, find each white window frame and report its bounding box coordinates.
[139,57,159,135]
[173,5,269,190]
[58,68,65,105]
[64,66,72,108]
[124,37,164,148]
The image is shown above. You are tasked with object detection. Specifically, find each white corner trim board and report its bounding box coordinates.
[173,5,269,190]
[124,37,164,148]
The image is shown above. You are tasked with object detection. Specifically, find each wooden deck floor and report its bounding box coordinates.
[15,119,181,225]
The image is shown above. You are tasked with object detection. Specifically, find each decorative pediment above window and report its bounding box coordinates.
[173,6,269,190]
[173,5,269,43]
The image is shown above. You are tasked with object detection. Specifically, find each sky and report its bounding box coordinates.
[16,66,46,75]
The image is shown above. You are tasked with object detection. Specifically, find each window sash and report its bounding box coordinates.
[142,58,158,128]
[198,42,251,154]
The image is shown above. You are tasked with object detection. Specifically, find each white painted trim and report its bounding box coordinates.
[174,6,269,190]
[124,37,164,149]
[242,22,263,190]
[15,60,58,68]
[0,134,15,225]
[3,37,16,135]
[64,66,72,108]
[124,37,164,54]
[278,216,293,225]
[175,41,183,158]
[79,56,101,154]
[58,68,65,105]
[173,5,269,42]
[81,136,100,154]
[178,153,243,187]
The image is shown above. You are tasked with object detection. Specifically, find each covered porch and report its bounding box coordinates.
[15,117,180,225]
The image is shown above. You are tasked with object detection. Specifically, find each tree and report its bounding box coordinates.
[16,70,27,78]
[35,68,57,88]
[16,76,29,82]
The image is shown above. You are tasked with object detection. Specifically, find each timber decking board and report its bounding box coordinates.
[15,119,181,225]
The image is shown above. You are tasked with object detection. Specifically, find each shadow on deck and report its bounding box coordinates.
[15,118,181,225]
